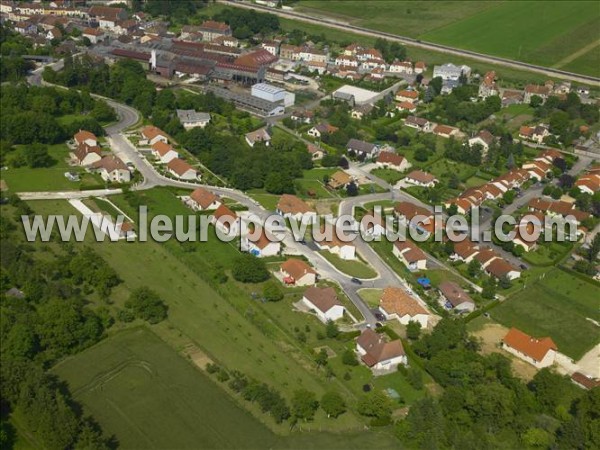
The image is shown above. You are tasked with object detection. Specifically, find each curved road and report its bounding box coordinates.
[220,0,600,86]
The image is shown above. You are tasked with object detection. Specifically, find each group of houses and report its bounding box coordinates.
[445,149,563,215]
[403,115,465,140]
[71,130,131,183]
[451,240,521,280]
[574,164,600,195]
[140,126,200,181]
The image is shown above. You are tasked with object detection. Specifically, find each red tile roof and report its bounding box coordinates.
[503,328,557,362]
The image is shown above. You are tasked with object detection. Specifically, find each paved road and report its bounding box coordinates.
[220,0,600,86]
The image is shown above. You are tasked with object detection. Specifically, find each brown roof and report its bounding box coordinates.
[83,27,104,36]
[438,281,473,307]
[453,240,479,259]
[281,259,316,280]
[397,89,418,99]
[92,155,128,172]
[249,229,277,249]
[357,329,405,367]
[433,124,457,136]
[277,194,314,215]
[141,125,167,141]
[152,141,175,157]
[405,170,437,184]
[380,286,428,317]
[213,204,236,223]
[167,158,195,176]
[328,171,352,189]
[74,142,101,163]
[486,259,519,279]
[303,286,341,313]
[503,328,557,362]
[377,151,406,166]
[474,248,498,266]
[571,372,600,390]
[394,240,426,263]
[245,127,271,144]
[394,201,431,220]
[74,130,97,144]
[190,187,219,209]
[200,20,230,32]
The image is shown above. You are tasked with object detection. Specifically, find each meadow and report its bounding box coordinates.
[491,268,600,360]
[296,1,600,77]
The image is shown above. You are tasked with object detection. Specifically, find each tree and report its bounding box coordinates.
[24,143,54,168]
[467,259,481,277]
[529,95,544,108]
[315,348,328,368]
[232,254,269,283]
[482,277,497,299]
[346,181,359,197]
[263,281,283,302]
[357,391,393,420]
[342,349,358,366]
[429,76,443,96]
[325,320,339,338]
[406,320,421,340]
[291,389,319,421]
[126,287,168,324]
[321,391,346,418]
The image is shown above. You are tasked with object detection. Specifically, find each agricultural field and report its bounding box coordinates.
[491,268,600,360]
[296,1,600,77]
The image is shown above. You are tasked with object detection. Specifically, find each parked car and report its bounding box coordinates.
[350,277,362,285]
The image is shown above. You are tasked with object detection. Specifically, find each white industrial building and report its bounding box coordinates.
[251,83,295,107]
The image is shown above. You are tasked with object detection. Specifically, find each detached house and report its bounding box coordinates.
[199,20,231,42]
[524,84,551,104]
[187,187,221,211]
[74,130,98,147]
[468,130,495,154]
[73,142,102,166]
[393,240,427,271]
[438,281,475,313]
[347,138,379,158]
[389,60,413,74]
[307,123,338,138]
[356,329,407,373]
[404,116,433,132]
[379,287,430,328]
[360,212,386,238]
[92,155,131,183]
[502,328,557,369]
[327,171,353,190]
[376,151,411,172]
[212,204,239,236]
[301,286,345,323]
[404,170,438,188]
[140,126,168,146]
[244,229,280,258]
[245,128,271,147]
[280,259,317,286]
[276,194,316,223]
[395,89,419,103]
[478,71,498,98]
[315,233,356,260]
[167,158,198,180]
[176,110,210,129]
[82,27,106,44]
[151,141,178,164]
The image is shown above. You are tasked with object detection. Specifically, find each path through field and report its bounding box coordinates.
[553,39,600,69]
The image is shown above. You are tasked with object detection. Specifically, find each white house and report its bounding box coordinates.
[140,126,168,146]
[432,63,471,81]
[315,234,356,260]
[502,328,557,369]
[151,141,178,164]
[74,130,98,148]
[379,286,430,329]
[280,259,317,287]
[244,229,280,258]
[356,328,407,373]
[438,281,475,313]
[468,130,495,155]
[92,155,131,183]
[73,142,102,167]
[212,204,240,236]
[176,110,211,129]
[245,128,271,147]
[276,194,317,223]
[389,60,413,74]
[376,151,411,172]
[360,213,386,238]
[187,187,221,211]
[167,158,198,180]
[301,286,345,323]
[404,170,438,188]
[392,240,427,271]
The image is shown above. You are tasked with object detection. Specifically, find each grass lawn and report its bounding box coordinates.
[522,241,574,266]
[319,251,377,279]
[563,43,600,77]
[370,168,404,185]
[51,327,280,449]
[358,288,383,308]
[247,189,280,211]
[491,268,600,360]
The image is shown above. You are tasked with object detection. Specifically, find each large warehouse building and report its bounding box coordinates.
[251,83,295,107]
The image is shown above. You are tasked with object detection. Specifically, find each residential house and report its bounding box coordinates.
[396,101,417,113]
[356,329,407,373]
[92,155,131,183]
[261,40,279,56]
[379,286,430,328]
[432,63,471,81]
[468,130,495,155]
[327,171,353,190]
[414,61,426,74]
[245,127,271,147]
[307,123,338,138]
[140,126,168,146]
[404,115,434,132]
[451,240,480,263]
[212,204,239,236]
[478,71,498,98]
[524,84,551,103]
[438,281,475,313]
[167,158,198,180]
[151,141,178,164]
[486,257,521,281]
[176,110,210,129]
[571,372,600,390]
[575,169,600,195]
[404,170,438,188]
[360,212,386,238]
[290,109,313,124]
[502,327,557,369]
[376,151,411,172]
[307,144,324,161]
[74,130,98,147]
[244,229,280,258]
[46,27,62,41]
[395,89,419,103]
[301,286,345,323]
[393,240,427,271]
[335,55,359,67]
[199,20,231,42]
[351,104,374,120]
[89,6,127,29]
[187,187,221,211]
[528,198,590,225]
[519,124,551,144]
[433,124,461,139]
[73,142,102,166]
[280,259,317,286]
[82,27,106,44]
[347,138,379,158]
[389,60,413,74]
[276,194,317,223]
[315,232,356,260]
[394,201,436,234]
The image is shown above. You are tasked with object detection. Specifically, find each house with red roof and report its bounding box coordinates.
[212,204,239,236]
[73,142,102,167]
[140,126,168,146]
[502,328,557,369]
[393,240,427,271]
[404,170,438,188]
[151,141,178,164]
[280,259,317,286]
[376,151,411,172]
[74,130,98,147]
[187,187,221,211]
[167,158,198,180]
[91,155,131,183]
[243,228,280,258]
[379,287,430,328]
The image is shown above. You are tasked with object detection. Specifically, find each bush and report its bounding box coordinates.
[263,281,283,302]
[125,287,168,324]
[206,363,220,374]
[342,349,359,366]
[232,254,269,283]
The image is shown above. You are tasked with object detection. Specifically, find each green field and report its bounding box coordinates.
[296,1,600,77]
[491,268,600,360]
[319,251,378,279]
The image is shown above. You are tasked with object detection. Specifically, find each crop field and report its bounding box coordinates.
[296,1,600,77]
[491,268,600,360]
